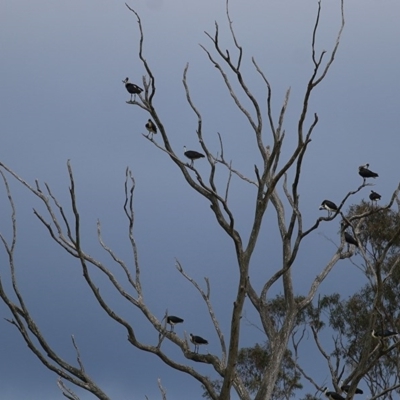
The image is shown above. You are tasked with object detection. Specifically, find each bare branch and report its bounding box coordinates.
[175,259,227,363]
[157,378,167,400]
[57,377,81,400]
[125,3,156,104]
[216,133,258,188]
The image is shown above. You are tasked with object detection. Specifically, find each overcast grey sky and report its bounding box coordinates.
[1,0,400,399]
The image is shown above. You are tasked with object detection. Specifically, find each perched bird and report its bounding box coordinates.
[166,315,184,332]
[145,119,157,139]
[340,383,363,395]
[122,77,143,101]
[344,231,359,248]
[369,190,381,202]
[319,200,339,216]
[371,329,399,339]
[323,387,345,400]
[184,146,205,167]
[190,333,208,353]
[359,164,379,181]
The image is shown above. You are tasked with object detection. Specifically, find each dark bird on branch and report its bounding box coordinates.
[145,119,157,139]
[323,387,345,400]
[340,383,363,395]
[184,146,205,167]
[190,333,208,353]
[359,164,379,181]
[319,200,338,216]
[166,315,184,332]
[344,232,358,248]
[369,190,381,202]
[123,77,143,101]
[371,329,399,339]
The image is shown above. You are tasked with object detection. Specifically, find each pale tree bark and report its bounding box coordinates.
[124,1,348,398]
[0,162,234,399]
[3,1,398,399]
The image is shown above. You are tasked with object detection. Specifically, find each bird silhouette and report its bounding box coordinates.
[145,119,157,139]
[190,333,208,353]
[319,200,339,216]
[184,146,205,167]
[358,164,378,182]
[123,77,143,101]
[166,315,184,332]
[369,190,381,202]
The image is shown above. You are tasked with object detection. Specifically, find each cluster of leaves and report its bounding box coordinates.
[213,203,400,400]
[238,345,302,400]
[204,343,301,400]
[308,202,400,397]
[203,295,310,399]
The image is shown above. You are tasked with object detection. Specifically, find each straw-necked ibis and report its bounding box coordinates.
[166,316,184,332]
[344,232,358,248]
[323,387,345,400]
[319,200,339,216]
[145,119,157,139]
[359,164,378,181]
[190,333,208,353]
[340,383,363,395]
[369,190,381,202]
[184,146,205,167]
[123,77,143,101]
[371,329,399,339]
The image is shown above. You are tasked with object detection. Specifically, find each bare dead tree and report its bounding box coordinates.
[1,1,400,399]
[0,163,225,400]
[121,3,349,398]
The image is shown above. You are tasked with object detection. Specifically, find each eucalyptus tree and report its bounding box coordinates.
[1,1,399,400]
[293,201,400,399]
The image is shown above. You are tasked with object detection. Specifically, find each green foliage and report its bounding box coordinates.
[309,202,400,395]
[202,202,400,399]
[203,343,302,400]
[347,200,400,259]
[237,344,302,399]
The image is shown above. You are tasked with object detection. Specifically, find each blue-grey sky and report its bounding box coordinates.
[1,0,400,399]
